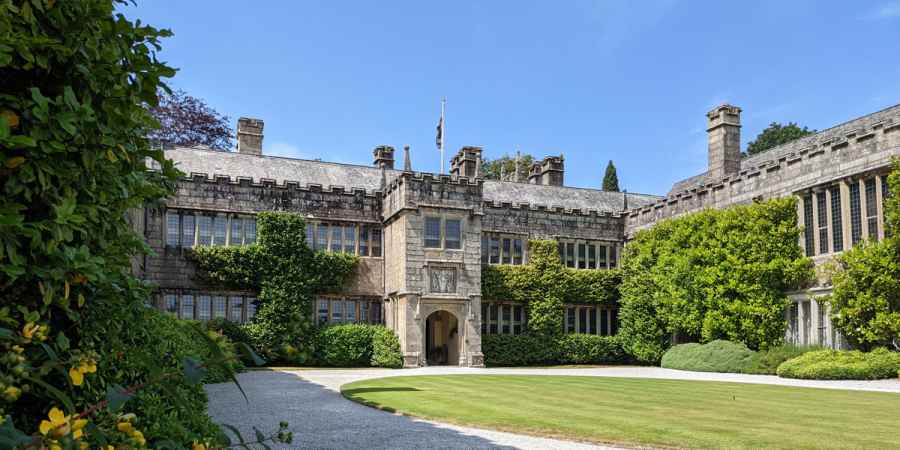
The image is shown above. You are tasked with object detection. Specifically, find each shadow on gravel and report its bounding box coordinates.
[205,370,519,449]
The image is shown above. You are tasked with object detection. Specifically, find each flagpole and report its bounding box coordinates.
[440,97,446,174]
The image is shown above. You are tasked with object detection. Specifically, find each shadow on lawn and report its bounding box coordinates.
[205,370,519,449]
[342,386,421,395]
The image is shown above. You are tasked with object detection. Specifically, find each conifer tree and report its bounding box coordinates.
[602,160,620,192]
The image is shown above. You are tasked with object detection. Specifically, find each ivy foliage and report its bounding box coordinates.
[618,198,814,363]
[189,212,358,364]
[482,240,621,336]
[826,159,900,350]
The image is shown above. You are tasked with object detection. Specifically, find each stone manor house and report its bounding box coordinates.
[136,103,900,367]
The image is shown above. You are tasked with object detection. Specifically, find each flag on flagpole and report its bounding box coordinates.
[435,115,443,150]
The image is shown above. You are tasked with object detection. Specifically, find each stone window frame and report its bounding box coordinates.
[158,290,257,323]
[422,212,466,251]
[164,208,257,248]
[481,232,527,266]
[312,295,383,326]
[563,304,618,336]
[305,220,383,258]
[557,238,620,270]
[480,301,527,335]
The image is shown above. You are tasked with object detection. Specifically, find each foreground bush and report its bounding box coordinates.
[206,317,255,365]
[742,344,823,375]
[776,348,900,380]
[482,334,627,366]
[313,324,403,368]
[661,340,755,373]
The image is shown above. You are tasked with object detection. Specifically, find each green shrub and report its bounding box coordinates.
[206,317,255,364]
[482,333,626,366]
[742,344,823,375]
[776,348,900,380]
[313,324,402,368]
[660,340,755,373]
[371,326,403,368]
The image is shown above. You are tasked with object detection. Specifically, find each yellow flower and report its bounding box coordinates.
[192,442,206,450]
[72,418,88,440]
[79,442,89,450]
[117,421,134,434]
[80,359,97,374]
[12,345,23,353]
[132,430,146,446]
[2,386,21,401]
[39,407,70,438]
[107,446,115,450]
[69,366,84,386]
[21,322,39,341]
[49,443,62,450]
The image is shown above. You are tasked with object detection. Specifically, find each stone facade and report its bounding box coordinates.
[140,101,900,365]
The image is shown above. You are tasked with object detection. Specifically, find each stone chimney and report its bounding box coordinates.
[706,104,742,179]
[538,155,565,186]
[373,145,395,169]
[236,117,264,155]
[450,146,483,178]
[528,162,542,184]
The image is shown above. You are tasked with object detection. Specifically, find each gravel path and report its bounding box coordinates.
[205,366,900,449]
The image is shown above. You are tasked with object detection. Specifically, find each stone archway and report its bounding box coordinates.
[424,310,459,366]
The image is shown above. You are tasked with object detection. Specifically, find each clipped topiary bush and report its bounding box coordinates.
[371,326,403,368]
[661,340,755,373]
[776,348,900,380]
[742,344,823,375]
[482,334,626,366]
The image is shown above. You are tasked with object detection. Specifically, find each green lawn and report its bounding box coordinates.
[341,375,900,450]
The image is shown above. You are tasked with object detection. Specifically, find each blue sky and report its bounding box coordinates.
[123,1,900,195]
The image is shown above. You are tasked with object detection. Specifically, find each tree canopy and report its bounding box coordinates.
[602,160,620,192]
[482,153,535,181]
[148,88,233,149]
[746,122,815,156]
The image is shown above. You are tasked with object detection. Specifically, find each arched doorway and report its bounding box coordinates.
[424,310,459,366]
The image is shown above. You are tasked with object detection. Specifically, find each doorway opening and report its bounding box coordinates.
[425,310,459,366]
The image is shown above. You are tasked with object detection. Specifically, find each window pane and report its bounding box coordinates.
[181,295,195,320]
[566,243,575,268]
[198,216,212,246]
[578,243,587,269]
[489,236,500,264]
[817,192,828,255]
[609,246,618,269]
[512,305,523,334]
[830,186,843,252]
[164,294,178,314]
[598,245,608,268]
[317,224,329,252]
[513,239,523,265]
[360,301,370,323]
[587,244,596,268]
[182,214,195,248]
[445,219,461,249]
[245,219,256,244]
[850,183,862,245]
[566,307,575,333]
[197,295,212,320]
[231,217,243,246]
[371,228,382,257]
[229,296,244,322]
[306,222,315,249]
[213,296,227,318]
[502,238,511,264]
[501,304,511,334]
[246,298,257,320]
[481,303,488,334]
[331,299,344,323]
[345,225,356,254]
[317,299,329,325]
[579,307,588,333]
[489,303,498,334]
[559,242,565,265]
[589,307,597,334]
[166,212,180,246]
[346,300,357,323]
[611,309,619,335]
[331,224,342,252]
[214,217,227,246]
[865,178,878,240]
[424,217,442,248]
[359,226,369,257]
[371,301,382,324]
[481,235,489,264]
[601,309,609,335]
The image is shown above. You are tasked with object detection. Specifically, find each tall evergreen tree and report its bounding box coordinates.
[602,160,620,192]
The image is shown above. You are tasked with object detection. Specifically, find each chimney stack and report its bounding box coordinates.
[539,155,565,186]
[706,104,741,179]
[373,145,395,170]
[236,117,264,155]
[528,162,541,184]
[450,146,483,178]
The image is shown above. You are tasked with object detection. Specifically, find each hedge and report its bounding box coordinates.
[660,340,755,373]
[313,324,402,368]
[742,344,823,375]
[482,333,627,366]
[776,348,900,380]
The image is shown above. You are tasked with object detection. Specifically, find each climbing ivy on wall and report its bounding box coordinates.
[617,197,814,364]
[482,240,621,336]
[189,212,358,363]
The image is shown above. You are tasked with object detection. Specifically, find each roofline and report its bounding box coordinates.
[483,179,663,199]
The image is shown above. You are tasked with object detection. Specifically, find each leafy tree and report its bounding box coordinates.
[746,122,815,156]
[602,160,620,192]
[618,198,814,363]
[482,153,535,181]
[148,88,233,149]
[188,212,358,363]
[826,159,900,350]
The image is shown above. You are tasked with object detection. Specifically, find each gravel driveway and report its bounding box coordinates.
[205,366,900,449]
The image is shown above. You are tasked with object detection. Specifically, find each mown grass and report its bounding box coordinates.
[342,375,900,450]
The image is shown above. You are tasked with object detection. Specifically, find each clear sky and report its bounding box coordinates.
[123,1,900,195]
